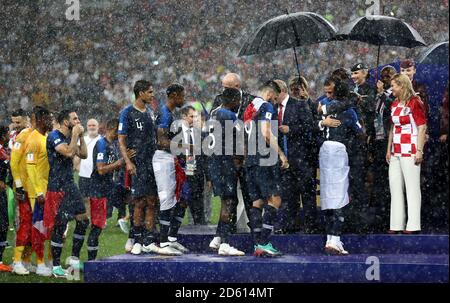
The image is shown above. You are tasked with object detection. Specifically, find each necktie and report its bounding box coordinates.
[278,103,284,126]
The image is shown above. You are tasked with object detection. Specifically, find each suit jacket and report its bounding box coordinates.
[275,96,314,169]
[211,90,255,121]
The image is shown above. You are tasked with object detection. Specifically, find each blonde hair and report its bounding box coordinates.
[391,73,416,103]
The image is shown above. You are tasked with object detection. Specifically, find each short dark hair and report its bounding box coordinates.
[106,118,119,130]
[33,106,50,122]
[324,77,336,87]
[219,87,241,105]
[133,80,152,99]
[56,109,73,124]
[166,83,185,97]
[331,68,351,82]
[180,105,195,117]
[259,80,281,94]
[11,108,28,118]
[334,80,350,100]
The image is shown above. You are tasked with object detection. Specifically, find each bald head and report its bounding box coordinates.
[222,73,241,90]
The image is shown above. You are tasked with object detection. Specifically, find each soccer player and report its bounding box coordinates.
[208,88,245,256]
[0,125,12,272]
[10,109,35,275]
[45,110,88,277]
[24,106,54,276]
[87,118,135,260]
[152,84,189,255]
[118,80,159,255]
[243,80,289,257]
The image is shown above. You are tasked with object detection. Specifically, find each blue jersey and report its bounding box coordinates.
[47,130,74,191]
[155,105,177,144]
[90,137,119,198]
[244,99,278,167]
[118,104,156,162]
[210,107,238,162]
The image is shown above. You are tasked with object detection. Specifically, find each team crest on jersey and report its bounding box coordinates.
[97,153,104,160]
[54,138,61,145]
[265,112,272,120]
[14,142,21,149]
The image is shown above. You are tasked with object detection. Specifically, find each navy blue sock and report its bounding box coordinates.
[260,205,278,245]
[249,207,263,245]
[87,225,102,260]
[169,204,186,239]
[133,225,144,244]
[217,220,231,244]
[51,222,66,267]
[159,209,171,244]
[72,219,89,258]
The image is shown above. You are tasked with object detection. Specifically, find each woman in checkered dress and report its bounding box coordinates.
[386,74,427,234]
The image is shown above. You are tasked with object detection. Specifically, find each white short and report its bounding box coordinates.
[319,141,350,210]
[152,150,177,211]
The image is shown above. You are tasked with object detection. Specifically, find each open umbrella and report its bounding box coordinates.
[416,41,449,65]
[336,15,427,79]
[238,11,337,77]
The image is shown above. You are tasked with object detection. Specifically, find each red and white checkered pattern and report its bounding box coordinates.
[390,96,427,157]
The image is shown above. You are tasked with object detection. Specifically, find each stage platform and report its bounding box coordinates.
[84,229,448,283]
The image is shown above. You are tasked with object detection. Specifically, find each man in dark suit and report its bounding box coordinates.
[273,79,318,234]
[210,73,255,231]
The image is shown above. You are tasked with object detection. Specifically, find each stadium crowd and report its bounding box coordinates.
[0,0,448,278]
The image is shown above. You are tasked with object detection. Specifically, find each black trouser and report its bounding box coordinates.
[276,163,318,232]
[370,139,390,232]
[347,140,369,233]
[323,206,346,236]
[230,165,252,232]
[186,173,206,225]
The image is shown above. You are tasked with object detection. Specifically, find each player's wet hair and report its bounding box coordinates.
[33,106,50,122]
[324,77,336,87]
[106,118,119,130]
[219,87,241,105]
[334,80,350,100]
[331,68,351,83]
[11,108,28,118]
[259,80,281,95]
[133,80,152,99]
[56,109,74,124]
[166,83,185,98]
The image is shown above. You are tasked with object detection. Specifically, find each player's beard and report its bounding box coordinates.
[88,129,98,137]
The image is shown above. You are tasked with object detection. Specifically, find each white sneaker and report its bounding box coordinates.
[131,243,142,255]
[142,243,161,253]
[326,240,349,255]
[158,243,183,256]
[209,236,221,250]
[12,262,30,275]
[125,238,135,253]
[118,218,129,234]
[168,241,189,253]
[36,264,52,277]
[218,243,245,256]
[23,262,37,273]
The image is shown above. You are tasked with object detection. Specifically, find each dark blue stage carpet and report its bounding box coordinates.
[84,231,448,283]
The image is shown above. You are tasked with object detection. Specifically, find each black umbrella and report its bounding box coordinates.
[416,41,449,65]
[238,11,337,77]
[336,15,427,79]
